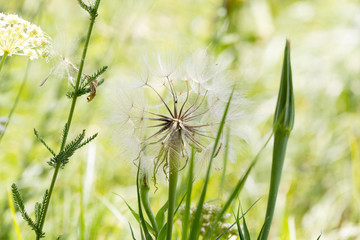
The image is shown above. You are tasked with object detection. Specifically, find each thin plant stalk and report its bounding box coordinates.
[258,39,294,240]
[0,61,30,142]
[36,2,101,238]
[0,52,8,72]
[140,175,159,237]
[181,147,195,240]
[166,156,179,240]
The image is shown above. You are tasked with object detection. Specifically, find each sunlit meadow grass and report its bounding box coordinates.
[1,0,360,240]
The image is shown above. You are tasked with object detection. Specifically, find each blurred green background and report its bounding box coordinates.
[0,0,359,239]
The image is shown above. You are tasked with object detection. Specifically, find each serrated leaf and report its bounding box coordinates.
[35,202,41,226]
[11,184,37,232]
[76,133,98,149]
[49,130,87,168]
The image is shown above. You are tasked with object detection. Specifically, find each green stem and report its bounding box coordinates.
[181,147,195,240]
[140,175,159,237]
[0,61,29,143]
[0,52,8,72]
[166,156,179,240]
[259,130,289,240]
[35,2,100,238]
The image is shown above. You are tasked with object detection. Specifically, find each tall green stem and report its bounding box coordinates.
[0,52,8,72]
[166,134,181,240]
[181,147,194,240]
[166,163,178,240]
[36,2,100,238]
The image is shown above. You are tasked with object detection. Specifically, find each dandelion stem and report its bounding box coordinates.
[166,135,181,240]
[35,2,101,238]
[166,165,178,240]
[0,52,8,72]
[181,147,195,240]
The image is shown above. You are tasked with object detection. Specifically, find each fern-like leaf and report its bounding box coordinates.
[34,129,56,156]
[76,133,98,149]
[11,184,37,231]
[62,123,69,141]
[77,0,92,14]
[66,79,105,98]
[87,66,108,84]
[38,190,49,227]
[35,202,41,227]
[48,130,85,168]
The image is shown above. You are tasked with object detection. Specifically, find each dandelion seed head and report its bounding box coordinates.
[0,13,53,61]
[107,50,245,184]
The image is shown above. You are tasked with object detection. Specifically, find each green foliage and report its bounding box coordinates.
[155,201,168,231]
[11,184,45,238]
[77,0,100,19]
[258,40,295,240]
[129,223,137,240]
[11,184,37,233]
[47,128,97,168]
[66,66,107,99]
[235,203,250,240]
[181,147,194,240]
[273,40,295,133]
[136,163,153,240]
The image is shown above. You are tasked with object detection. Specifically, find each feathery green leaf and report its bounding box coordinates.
[11,184,37,232]
[34,129,56,156]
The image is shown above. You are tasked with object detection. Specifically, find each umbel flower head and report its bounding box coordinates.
[109,51,244,184]
[0,13,52,60]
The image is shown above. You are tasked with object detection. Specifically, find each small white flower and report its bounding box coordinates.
[108,50,245,183]
[0,13,53,61]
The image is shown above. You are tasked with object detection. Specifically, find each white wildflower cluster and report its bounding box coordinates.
[178,203,237,238]
[0,13,52,61]
[107,51,245,182]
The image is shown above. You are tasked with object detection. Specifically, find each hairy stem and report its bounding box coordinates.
[36,2,100,238]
